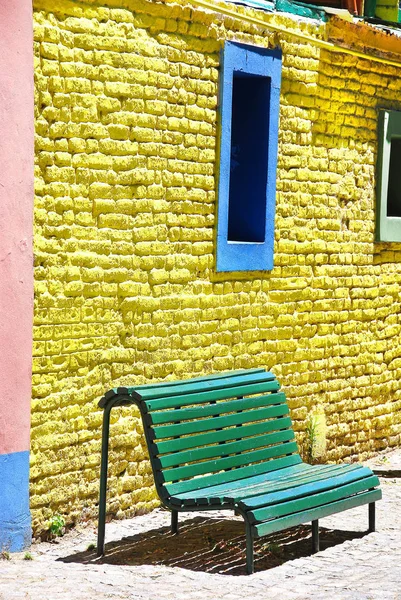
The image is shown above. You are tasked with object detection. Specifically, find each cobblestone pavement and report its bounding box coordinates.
[1,450,400,600]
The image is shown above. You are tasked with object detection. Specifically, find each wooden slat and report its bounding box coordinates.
[134,371,277,405]
[159,429,295,469]
[165,454,303,496]
[121,368,266,395]
[230,464,362,504]
[143,379,280,413]
[248,475,380,524]
[253,489,382,538]
[149,392,286,425]
[161,441,299,483]
[173,463,355,505]
[152,403,289,440]
[177,464,356,506]
[156,416,293,455]
[238,466,376,510]
[173,463,311,503]
[103,369,268,407]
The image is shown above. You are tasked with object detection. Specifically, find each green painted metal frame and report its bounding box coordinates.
[96,369,381,574]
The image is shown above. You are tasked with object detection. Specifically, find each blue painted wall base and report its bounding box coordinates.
[0,451,31,552]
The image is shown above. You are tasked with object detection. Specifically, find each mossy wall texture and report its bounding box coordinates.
[32,0,401,532]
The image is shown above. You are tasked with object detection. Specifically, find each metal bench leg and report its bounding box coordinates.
[245,520,254,575]
[97,404,112,557]
[368,502,376,532]
[171,509,178,534]
[312,519,319,553]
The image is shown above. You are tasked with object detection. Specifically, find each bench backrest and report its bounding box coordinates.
[128,369,301,501]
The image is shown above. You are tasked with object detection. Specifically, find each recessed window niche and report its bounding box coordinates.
[216,42,282,272]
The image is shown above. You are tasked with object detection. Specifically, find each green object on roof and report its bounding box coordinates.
[275,0,328,20]
[364,0,377,17]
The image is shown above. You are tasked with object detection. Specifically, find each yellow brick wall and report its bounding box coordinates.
[32,0,401,532]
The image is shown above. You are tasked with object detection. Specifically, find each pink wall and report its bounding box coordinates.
[0,0,34,455]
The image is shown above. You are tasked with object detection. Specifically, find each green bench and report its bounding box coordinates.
[97,368,381,573]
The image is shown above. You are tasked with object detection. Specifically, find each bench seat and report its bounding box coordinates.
[97,368,381,573]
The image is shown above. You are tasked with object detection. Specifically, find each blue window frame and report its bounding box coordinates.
[216,42,282,272]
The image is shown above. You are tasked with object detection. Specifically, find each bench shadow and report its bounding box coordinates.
[58,516,368,575]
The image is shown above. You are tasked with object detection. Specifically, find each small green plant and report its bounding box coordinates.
[306,417,318,464]
[23,552,33,561]
[49,514,65,537]
[86,542,96,551]
[306,406,327,464]
[267,542,281,555]
[0,551,10,560]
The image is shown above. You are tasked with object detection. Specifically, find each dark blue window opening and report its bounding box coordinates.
[216,42,282,272]
[228,74,271,243]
